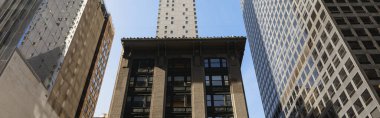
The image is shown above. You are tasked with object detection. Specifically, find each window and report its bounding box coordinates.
[205,58,233,117]
[335,17,346,25]
[356,54,371,64]
[333,78,342,90]
[333,100,342,112]
[368,28,380,36]
[364,69,378,80]
[338,46,347,58]
[207,94,232,107]
[204,58,227,68]
[166,59,192,117]
[125,59,154,116]
[360,17,373,24]
[345,59,355,72]
[362,41,376,49]
[341,29,354,36]
[340,92,348,105]
[347,17,360,24]
[340,6,353,13]
[328,7,340,13]
[328,86,335,97]
[205,75,229,87]
[348,41,362,50]
[355,28,368,36]
[354,99,364,113]
[371,54,380,64]
[339,69,348,82]
[346,83,355,97]
[365,6,378,13]
[361,90,373,105]
[353,6,365,13]
[346,107,355,117]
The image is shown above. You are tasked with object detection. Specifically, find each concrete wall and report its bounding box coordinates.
[0,51,58,118]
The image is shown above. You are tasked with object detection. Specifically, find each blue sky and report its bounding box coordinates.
[95,0,265,117]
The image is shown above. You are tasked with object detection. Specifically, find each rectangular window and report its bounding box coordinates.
[204,58,233,117]
[166,59,192,117]
[125,59,154,117]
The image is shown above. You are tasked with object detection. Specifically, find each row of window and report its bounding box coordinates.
[324,0,380,3]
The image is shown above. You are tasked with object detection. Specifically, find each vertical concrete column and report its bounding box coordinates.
[109,57,130,118]
[228,56,249,118]
[191,56,207,118]
[150,56,166,118]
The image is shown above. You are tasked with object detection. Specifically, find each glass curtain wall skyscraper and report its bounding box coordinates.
[243,0,380,117]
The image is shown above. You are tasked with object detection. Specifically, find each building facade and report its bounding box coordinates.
[0,0,42,74]
[0,0,114,118]
[109,0,249,118]
[76,14,114,118]
[18,0,91,89]
[241,0,284,117]
[156,0,198,38]
[109,37,249,118]
[242,0,380,117]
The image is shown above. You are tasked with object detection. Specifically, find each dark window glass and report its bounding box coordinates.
[340,6,353,13]
[335,17,346,25]
[365,6,378,13]
[328,7,340,13]
[353,6,365,13]
[365,69,379,80]
[348,41,362,50]
[166,59,192,117]
[348,0,358,2]
[371,54,380,64]
[362,41,376,49]
[341,29,354,36]
[356,54,371,64]
[368,28,380,36]
[360,17,373,24]
[355,28,368,36]
[347,17,360,24]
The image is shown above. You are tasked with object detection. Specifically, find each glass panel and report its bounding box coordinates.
[204,59,209,67]
[210,59,220,67]
[214,95,224,100]
[212,81,223,86]
[173,95,185,107]
[133,96,145,107]
[214,101,225,106]
[136,76,146,87]
[212,76,222,80]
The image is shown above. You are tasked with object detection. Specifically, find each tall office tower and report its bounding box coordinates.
[0,0,42,74]
[156,0,198,38]
[241,0,285,118]
[108,0,249,118]
[76,14,114,118]
[12,0,113,117]
[242,0,380,117]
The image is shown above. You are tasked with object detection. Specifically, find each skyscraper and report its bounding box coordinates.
[0,0,114,118]
[156,0,198,38]
[108,0,249,118]
[0,0,42,74]
[243,0,380,117]
[241,0,284,117]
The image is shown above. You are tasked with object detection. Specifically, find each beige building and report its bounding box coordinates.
[0,0,114,118]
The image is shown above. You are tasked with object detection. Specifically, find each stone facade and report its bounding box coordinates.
[0,50,58,118]
[46,0,113,117]
[156,0,198,38]
[76,14,115,118]
[109,37,249,118]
